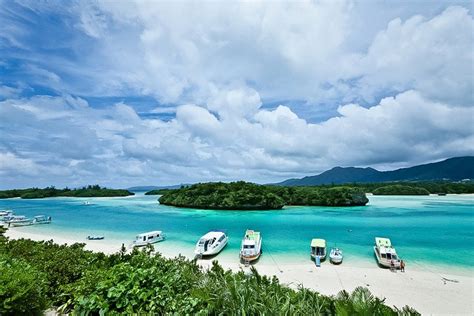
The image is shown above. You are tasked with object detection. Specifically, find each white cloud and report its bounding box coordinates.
[0,152,40,176]
[359,6,473,106]
[0,1,473,188]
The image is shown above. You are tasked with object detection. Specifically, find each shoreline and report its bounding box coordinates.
[5,227,473,315]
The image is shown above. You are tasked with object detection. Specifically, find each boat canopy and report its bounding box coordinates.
[375,237,392,248]
[245,230,260,240]
[311,239,326,248]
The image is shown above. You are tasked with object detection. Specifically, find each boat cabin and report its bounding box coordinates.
[197,231,226,252]
[33,215,52,224]
[134,230,165,246]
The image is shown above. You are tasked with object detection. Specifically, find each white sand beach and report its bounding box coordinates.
[5,227,473,315]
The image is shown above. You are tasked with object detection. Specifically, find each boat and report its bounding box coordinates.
[0,209,13,217]
[87,235,105,240]
[133,231,166,247]
[5,215,33,227]
[310,239,327,263]
[374,237,401,269]
[240,229,262,264]
[329,247,343,264]
[83,201,91,205]
[32,215,51,224]
[194,230,228,257]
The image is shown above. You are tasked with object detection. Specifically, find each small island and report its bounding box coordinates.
[372,185,430,196]
[144,189,172,195]
[157,181,368,210]
[0,185,134,199]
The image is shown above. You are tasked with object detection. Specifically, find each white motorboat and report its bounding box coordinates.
[310,238,327,262]
[5,215,33,227]
[87,235,105,240]
[133,231,165,247]
[32,215,51,224]
[374,237,401,269]
[194,230,228,257]
[240,229,262,263]
[329,247,343,264]
[0,209,13,217]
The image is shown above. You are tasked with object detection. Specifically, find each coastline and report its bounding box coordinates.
[5,227,473,315]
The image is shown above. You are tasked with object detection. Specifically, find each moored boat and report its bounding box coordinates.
[240,229,262,264]
[87,235,105,240]
[329,247,343,264]
[0,209,13,217]
[194,230,228,257]
[310,238,326,262]
[374,237,401,269]
[32,215,52,224]
[133,231,166,247]
[5,215,33,227]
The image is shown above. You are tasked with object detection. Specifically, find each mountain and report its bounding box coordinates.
[276,157,474,186]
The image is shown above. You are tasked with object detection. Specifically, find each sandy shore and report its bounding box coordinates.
[5,228,473,315]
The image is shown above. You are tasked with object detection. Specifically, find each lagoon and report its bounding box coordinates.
[1,193,473,271]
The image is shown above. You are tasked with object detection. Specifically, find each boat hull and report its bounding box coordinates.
[240,252,261,262]
[10,221,33,227]
[329,255,343,264]
[134,236,165,247]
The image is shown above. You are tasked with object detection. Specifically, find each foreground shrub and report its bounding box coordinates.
[1,235,419,315]
[0,255,49,315]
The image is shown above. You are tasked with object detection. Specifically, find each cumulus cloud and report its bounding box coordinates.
[1,89,472,188]
[0,1,473,188]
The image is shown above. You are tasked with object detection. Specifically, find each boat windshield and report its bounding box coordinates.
[243,245,254,249]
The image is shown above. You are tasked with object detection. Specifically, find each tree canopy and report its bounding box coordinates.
[0,185,134,199]
[372,185,430,195]
[158,182,369,209]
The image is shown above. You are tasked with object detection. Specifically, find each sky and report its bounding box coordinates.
[0,0,473,189]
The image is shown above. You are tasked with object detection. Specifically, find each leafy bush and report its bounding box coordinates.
[0,255,49,315]
[3,239,109,305]
[1,235,419,315]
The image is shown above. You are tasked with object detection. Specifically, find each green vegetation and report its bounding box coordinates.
[268,186,369,206]
[300,181,474,195]
[159,182,286,209]
[0,228,419,315]
[372,185,430,196]
[145,188,173,195]
[350,181,474,195]
[154,180,473,209]
[0,185,134,199]
[158,182,368,209]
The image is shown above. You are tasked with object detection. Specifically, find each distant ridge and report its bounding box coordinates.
[275,157,474,186]
[128,184,191,191]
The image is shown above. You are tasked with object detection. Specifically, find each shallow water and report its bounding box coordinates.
[1,193,473,270]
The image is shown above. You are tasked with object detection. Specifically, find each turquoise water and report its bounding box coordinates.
[1,194,473,270]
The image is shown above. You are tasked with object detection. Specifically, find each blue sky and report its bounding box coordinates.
[0,0,473,189]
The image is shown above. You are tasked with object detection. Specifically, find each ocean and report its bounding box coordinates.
[1,193,473,272]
